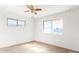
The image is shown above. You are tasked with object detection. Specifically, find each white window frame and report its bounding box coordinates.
[43,19,63,35]
[43,20,53,33]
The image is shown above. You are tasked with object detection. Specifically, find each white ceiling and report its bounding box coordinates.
[33,5,78,18]
[0,5,78,18]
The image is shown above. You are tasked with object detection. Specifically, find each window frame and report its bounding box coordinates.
[7,18,18,27]
[43,19,63,35]
[43,20,53,33]
[18,20,26,27]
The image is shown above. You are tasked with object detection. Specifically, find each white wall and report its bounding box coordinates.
[35,7,79,51]
[0,8,34,48]
[1,6,79,52]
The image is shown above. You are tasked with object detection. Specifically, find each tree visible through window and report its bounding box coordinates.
[43,19,63,35]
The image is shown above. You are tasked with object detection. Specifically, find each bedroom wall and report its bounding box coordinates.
[35,7,79,51]
[0,7,34,48]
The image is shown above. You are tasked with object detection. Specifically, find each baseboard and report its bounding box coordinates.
[34,40,79,53]
[0,40,34,49]
[1,39,79,53]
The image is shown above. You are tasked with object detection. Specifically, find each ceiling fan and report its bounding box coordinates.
[24,5,42,15]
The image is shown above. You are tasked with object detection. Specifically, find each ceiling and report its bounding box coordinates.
[33,5,78,18]
[0,5,78,18]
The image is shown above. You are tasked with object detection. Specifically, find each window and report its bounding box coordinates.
[18,20,25,26]
[7,18,17,26]
[43,19,63,35]
[43,20,52,33]
[52,19,63,35]
[7,18,26,27]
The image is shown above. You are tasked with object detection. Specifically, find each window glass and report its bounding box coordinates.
[43,21,52,33]
[7,18,17,26]
[52,19,63,34]
[18,20,25,26]
[43,19,63,35]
